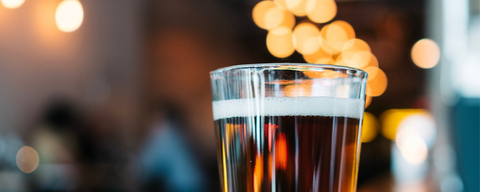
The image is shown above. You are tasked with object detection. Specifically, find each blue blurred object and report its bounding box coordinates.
[139,120,204,192]
[451,98,480,192]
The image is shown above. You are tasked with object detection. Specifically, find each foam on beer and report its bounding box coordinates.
[213,97,364,120]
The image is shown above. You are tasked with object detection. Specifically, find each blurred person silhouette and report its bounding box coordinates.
[139,101,204,192]
[30,98,132,191]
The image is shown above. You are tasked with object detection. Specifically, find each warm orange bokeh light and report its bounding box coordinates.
[292,23,320,55]
[365,67,387,96]
[253,1,283,30]
[267,27,295,58]
[286,0,307,17]
[277,10,296,29]
[275,133,288,170]
[274,0,288,10]
[326,21,355,53]
[365,95,372,109]
[303,48,332,64]
[306,0,337,23]
[319,24,335,54]
[254,155,264,192]
[342,38,371,53]
[364,53,379,69]
[411,38,440,69]
[264,5,286,29]
[350,51,374,69]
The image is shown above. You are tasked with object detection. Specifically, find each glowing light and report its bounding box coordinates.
[55,0,84,32]
[365,67,387,97]
[337,51,374,69]
[275,133,287,169]
[380,109,430,140]
[276,10,296,29]
[396,129,428,165]
[342,38,371,53]
[411,39,440,69]
[292,23,320,55]
[254,155,264,192]
[267,27,295,58]
[365,95,372,109]
[286,0,307,17]
[364,53,379,69]
[305,0,337,23]
[326,21,355,53]
[319,25,335,54]
[16,146,40,173]
[1,0,24,9]
[253,1,285,30]
[264,6,285,29]
[361,112,378,143]
[303,48,332,64]
[273,0,288,10]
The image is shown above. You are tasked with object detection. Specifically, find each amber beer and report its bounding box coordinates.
[213,97,363,192]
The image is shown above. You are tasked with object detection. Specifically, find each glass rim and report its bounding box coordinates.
[210,63,367,76]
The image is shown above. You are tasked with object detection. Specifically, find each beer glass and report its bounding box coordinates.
[210,64,368,192]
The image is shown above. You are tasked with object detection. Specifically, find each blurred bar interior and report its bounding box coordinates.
[0,0,478,191]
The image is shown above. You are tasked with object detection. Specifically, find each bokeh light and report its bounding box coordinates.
[267,27,295,58]
[365,67,387,97]
[273,0,288,10]
[411,38,440,69]
[16,146,40,173]
[286,0,307,17]
[276,10,296,29]
[305,0,337,23]
[55,0,84,32]
[364,53,379,69]
[292,23,320,55]
[264,6,285,30]
[303,48,332,64]
[342,38,371,53]
[1,0,24,9]
[380,109,430,140]
[253,1,282,30]
[365,95,372,109]
[396,129,428,165]
[326,21,355,53]
[319,24,335,54]
[362,112,378,143]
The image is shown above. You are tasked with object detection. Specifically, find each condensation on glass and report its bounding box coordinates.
[210,63,368,192]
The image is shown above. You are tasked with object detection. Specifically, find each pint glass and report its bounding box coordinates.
[210,64,368,192]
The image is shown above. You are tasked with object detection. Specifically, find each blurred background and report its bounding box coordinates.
[0,0,478,191]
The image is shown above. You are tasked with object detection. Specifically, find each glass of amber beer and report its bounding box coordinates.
[210,64,368,192]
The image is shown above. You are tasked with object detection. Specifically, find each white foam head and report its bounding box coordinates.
[212,97,364,120]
